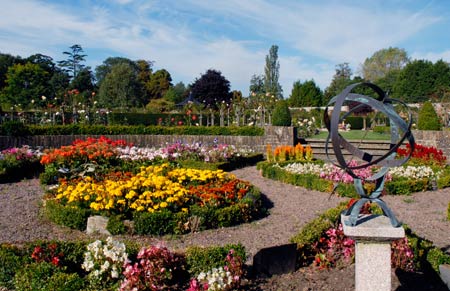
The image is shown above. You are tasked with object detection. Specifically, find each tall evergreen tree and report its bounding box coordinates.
[57,44,87,79]
[264,45,282,98]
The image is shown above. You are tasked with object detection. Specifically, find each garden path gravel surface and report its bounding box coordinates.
[0,166,450,290]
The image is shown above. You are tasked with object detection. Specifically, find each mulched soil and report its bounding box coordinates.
[0,166,449,290]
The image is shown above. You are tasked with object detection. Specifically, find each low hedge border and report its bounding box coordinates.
[13,124,265,136]
[290,202,450,274]
[133,187,265,235]
[44,185,265,235]
[257,161,448,196]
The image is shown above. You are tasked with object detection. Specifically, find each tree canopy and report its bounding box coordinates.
[190,69,232,108]
[288,79,323,107]
[361,47,409,82]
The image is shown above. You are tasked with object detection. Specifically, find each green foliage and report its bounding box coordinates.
[26,124,264,136]
[0,244,25,289]
[272,100,291,126]
[361,47,409,82]
[44,199,90,230]
[106,215,126,235]
[393,60,437,102]
[345,116,372,130]
[417,101,441,130]
[404,225,450,273]
[146,69,172,100]
[264,45,283,98]
[185,244,246,276]
[385,178,432,195]
[0,120,30,136]
[290,202,348,266]
[45,272,85,291]
[133,210,178,235]
[1,62,50,108]
[257,161,357,197]
[289,79,323,107]
[133,187,263,235]
[98,62,143,108]
[373,125,390,134]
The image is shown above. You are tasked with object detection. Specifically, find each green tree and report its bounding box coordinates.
[136,59,154,103]
[98,63,142,109]
[249,74,265,95]
[164,81,186,104]
[146,69,172,100]
[417,101,441,130]
[57,44,87,79]
[1,62,50,109]
[289,79,323,107]
[393,60,435,102]
[323,63,353,104]
[190,69,232,108]
[272,100,291,126]
[0,53,22,89]
[264,45,283,98]
[69,67,96,105]
[95,57,138,87]
[361,47,409,82]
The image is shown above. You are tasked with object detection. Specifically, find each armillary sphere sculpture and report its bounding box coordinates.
[324,82,415,227]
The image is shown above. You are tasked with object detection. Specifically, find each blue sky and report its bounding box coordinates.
[0,0,449,96]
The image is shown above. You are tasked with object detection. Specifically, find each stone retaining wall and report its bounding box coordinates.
[0,126,298,154]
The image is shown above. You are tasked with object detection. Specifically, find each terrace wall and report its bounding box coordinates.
[1,128,448,160]
[0,126,298,154]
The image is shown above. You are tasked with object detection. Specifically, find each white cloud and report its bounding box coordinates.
[0,0,446,97]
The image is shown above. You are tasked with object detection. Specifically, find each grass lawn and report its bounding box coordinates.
[311,130,391,140]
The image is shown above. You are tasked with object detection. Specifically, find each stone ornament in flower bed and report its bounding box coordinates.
[324,82,415,227]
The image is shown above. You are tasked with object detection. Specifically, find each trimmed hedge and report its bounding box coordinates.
[185,243,246,276]
[43,200,91,231]
[257,161,358,197]
[20,124,264,136]
[258,161,447,196]
[133,186,265,235]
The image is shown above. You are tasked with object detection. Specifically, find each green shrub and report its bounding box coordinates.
[46,272,85,291]
[290,202,348,266]
[106,215,127,235]
[185,244,246,276]
[44,200,90,230]
[417,101,441,130]
[133,210,177,235]
[272,100,292,126]
[14,262,57,291]
[27,124,264,136]
[373,125,390,134]
[0,120,30,136]
[0,245,25,289]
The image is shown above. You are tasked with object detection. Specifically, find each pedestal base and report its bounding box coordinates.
[342,214,405,291]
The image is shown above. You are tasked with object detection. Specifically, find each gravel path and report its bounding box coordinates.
[0,166,448,259]
[0,166,449,290]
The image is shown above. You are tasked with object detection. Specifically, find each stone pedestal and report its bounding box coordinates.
[342,214,405,291]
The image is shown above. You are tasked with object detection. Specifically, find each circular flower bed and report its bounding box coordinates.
[41,137,265,234]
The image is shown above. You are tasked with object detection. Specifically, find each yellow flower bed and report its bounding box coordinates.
[54,163,231,214]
